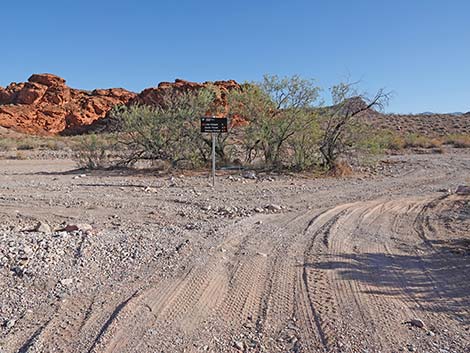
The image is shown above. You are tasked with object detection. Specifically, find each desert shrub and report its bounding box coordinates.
[39,138,66,150]
[73,134,115,169]
[288,116,322,171]
[444,134,470,148]
[319,83,391,170]
[404,134,442,148]
[0,138,16,151]
[16,139,36,150]
[227,75,321,169]
[357,129,407,153]
[111,88,224,168]
[386,133,406,151]
[328,160,353,177]
[14,151,26,160]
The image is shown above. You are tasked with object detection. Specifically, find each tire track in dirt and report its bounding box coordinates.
[297,196,470,352]
[17,194,469,353]
[20,296,95,353]
[292,205,353,352]
[87,215,290,352]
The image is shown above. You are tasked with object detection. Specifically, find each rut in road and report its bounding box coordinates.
[17,195,470,353]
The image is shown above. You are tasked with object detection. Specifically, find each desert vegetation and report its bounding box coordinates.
[72,75,400,172]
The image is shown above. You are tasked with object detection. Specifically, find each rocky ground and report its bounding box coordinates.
[0,150,469,353]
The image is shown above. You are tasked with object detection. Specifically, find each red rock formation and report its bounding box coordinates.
[89,79,243,133]
[0,76,244,135]
[131,79,240,115]
[0,74,136,135]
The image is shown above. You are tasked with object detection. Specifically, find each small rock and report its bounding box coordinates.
[257,252,268,257]
[35,221,52,234]
[456,185,470,195]
[254,207,264,213]
[242,170,257,180]
[265,204,282,212]
[12,266,25,277]
[5,319,16,329]
[427,330,435,336]
[64,223,93,233]
[234,341,244,351]
[407,343,416,352]
[409,318,425,329]
[60,278,73,286]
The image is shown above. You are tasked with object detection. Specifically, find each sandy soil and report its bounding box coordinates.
[0,150,469,353]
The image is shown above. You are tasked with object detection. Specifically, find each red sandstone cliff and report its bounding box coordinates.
[0,74,136,135]
[0,75,241,135]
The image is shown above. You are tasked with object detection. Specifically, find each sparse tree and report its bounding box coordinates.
[227,75,321,168]
[112,88,218,167]
[319,82,391,169]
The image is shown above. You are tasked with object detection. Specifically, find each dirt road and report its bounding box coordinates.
[1,151,469,352]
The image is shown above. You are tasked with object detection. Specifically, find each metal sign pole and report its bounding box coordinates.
[201,117,226,187]
[212,132,216,187]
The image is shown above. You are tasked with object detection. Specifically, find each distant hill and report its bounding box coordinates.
[359,108,470,136]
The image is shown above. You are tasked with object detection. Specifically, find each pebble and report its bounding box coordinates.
[266,204,282,212]
[409,318,425,329]
[242,171,257,180]
[60,278,74,286]
[455,185,470,195]
[64,223,93,233]
[234,341,245,350]
[5,319,16,329]
[35,222,52,234]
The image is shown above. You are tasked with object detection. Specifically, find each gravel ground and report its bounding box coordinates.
[0,149,469,353]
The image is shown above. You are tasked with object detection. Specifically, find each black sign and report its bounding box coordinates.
[200,117,228,133]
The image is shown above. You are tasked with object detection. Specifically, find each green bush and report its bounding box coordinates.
[111,87,229,168]
[227,75,321,170]
[73,134,115,169]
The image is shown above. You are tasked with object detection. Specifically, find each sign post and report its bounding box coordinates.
[200,117,228,187]
[212,133,216,186]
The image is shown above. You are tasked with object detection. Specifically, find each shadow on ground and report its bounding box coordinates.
[306,244,470,325]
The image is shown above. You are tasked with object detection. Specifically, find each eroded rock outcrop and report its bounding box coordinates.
[131,78,240,113]
[89,79,243,132]
[0,74,136,135]
[0,76,242,135]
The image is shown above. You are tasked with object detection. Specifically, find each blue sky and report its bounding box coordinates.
[2,0,469,113]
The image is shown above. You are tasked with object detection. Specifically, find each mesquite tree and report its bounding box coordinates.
[227,75,321,168]
[319,83,391,169]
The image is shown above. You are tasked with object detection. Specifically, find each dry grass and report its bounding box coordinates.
[367,130,470,153]
[328,160,353,177]
[443,134,470,148]
[0,134,78,152]
[404,134,443,149]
